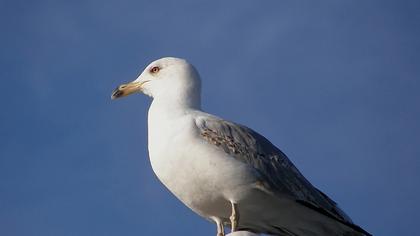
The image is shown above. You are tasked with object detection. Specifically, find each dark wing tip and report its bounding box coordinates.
[296,200,372,236]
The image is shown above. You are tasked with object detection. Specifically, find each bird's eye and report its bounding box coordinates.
[150,66,160,74]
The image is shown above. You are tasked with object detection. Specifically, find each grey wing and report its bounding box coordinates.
[195,115,368,233]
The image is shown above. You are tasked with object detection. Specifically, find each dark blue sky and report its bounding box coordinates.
[1,1,419,235]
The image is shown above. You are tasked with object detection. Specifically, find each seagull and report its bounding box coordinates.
[111,57,371,236]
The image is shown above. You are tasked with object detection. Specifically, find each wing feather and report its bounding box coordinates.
[195,115,357,226]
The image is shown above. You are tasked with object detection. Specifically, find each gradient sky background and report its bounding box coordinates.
[1,1,419,235]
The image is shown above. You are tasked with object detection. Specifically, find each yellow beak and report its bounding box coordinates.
[111,81,143,99]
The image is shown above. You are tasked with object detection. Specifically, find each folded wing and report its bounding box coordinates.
[195,115,370,236]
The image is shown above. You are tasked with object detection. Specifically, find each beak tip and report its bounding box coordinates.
[111,87,123,100]
[111,81,142,100]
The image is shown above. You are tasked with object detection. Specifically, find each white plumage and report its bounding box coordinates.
[111,57,371,236]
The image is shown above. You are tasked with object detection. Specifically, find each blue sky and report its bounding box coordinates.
[1,1,419,235]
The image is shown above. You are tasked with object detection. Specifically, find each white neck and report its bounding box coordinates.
[149,80,202,118]
[152,92,201,112]
[147,86,202,142]
[147,90,202,167]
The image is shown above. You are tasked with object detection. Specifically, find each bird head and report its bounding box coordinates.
[111,57,201,108]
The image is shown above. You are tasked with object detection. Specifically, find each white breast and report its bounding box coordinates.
[146,105,255,219]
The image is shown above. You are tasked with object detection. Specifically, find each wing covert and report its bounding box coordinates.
[195,115,355,226]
